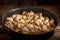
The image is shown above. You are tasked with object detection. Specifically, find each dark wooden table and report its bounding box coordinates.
[0,5,60,40]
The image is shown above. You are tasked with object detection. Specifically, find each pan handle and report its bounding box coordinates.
[0,17,6,34]
[0,26,6,34]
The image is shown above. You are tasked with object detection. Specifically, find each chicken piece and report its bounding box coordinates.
[26,23,34,29]
[35,19,43,26]
[12,14,16,19]
[15,14,22,21]
[26,20,30,23]
[12,21,17,25]
[42,25,50,31]
[39,13,43,16]
[19,19,25,24]
[30,11,34,15]
[30,20,34,23]
[26,23,35,33]
[22,15,27,20]
[38,19,43,23]
[34,25,42,31]
[46,22,50,27]
[26,11,34,19]
[5,22,11,28]
[8,21,13,29]
[44,18,49,24]
[50,18,54,25]
[22,27,30,34]
[14,28,21,32]
[18,23,25,28]
[22,11,27,15]
[35,20,40,26]
[34,15,39,20]
[5,21,13,30]
[40,16,44,21]
[27,16,33,21]
[28,11,34,16]
[6,17,13,22]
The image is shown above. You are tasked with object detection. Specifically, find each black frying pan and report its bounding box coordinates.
[0,7,59,40]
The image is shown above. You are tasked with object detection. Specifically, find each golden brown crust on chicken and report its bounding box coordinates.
[5,11,54,35]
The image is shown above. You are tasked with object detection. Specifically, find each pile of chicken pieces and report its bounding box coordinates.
[5,11,54,34]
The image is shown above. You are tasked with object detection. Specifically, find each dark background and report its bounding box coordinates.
[0,0,60,5]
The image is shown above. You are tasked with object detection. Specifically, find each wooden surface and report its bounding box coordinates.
[0,5,60,40]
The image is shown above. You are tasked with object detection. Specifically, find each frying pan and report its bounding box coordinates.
[0,7,59,40]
